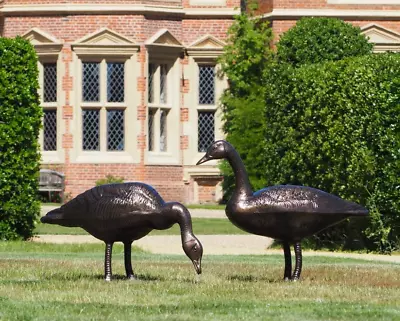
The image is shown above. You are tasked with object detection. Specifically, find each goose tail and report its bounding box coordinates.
[345,202,369,216]
[40,207,64,224]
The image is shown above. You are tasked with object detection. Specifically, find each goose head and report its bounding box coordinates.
[182,236,203,274]
[165,202,203,274]
[196,140,230,165]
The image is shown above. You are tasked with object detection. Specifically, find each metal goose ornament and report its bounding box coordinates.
[41,182,203,281]
[197,140,368,281]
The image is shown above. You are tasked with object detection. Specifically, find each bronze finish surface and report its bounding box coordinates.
[41,182,203,281]
[197,140,368,281]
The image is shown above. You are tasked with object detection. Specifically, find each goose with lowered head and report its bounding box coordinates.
[197,140,368,281]
[41,182,203,281]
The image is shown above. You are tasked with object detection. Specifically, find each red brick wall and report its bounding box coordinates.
[196,177,222,204]
[272,0,400,10]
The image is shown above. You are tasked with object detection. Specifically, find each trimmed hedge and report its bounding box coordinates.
[276,17,373,66]
[264,54,400,252]
[0,37,42,240]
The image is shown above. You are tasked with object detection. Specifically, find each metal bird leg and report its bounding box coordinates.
[104,242,113,281]
[292,242,302,281]
[124,241,136,280]
[283,241,292,281]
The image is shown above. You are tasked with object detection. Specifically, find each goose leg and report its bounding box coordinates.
[292,242,302,281]
[124,241,137,280]
[104,242,113,281]
[283,241,292,281]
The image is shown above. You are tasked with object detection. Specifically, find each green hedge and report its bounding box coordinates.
[276,17,373,66]
[0,37,42,240]
[264,54,400,253]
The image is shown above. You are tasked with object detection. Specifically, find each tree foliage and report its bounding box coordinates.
[0,37,42,240]
[276,17,373,66]
[218,12,274,199]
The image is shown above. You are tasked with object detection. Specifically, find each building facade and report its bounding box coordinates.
[0,0,240,203]
[1,0,399,203]
[258,0,400,52]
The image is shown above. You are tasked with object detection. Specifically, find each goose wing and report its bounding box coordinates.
[56,182,165,221]
[252,185,368,215]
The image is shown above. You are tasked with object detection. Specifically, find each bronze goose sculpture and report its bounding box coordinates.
[197,140,368,281]
[41,182,203,281]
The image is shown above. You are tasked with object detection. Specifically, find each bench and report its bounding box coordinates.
[39,169,65,203]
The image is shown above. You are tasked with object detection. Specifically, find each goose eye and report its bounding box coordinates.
[193,246,197,252]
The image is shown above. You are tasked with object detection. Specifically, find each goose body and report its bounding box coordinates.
[197,140,368,281]
[41,182,203,280]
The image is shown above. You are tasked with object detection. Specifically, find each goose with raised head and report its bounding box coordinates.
[41,182,203,281]
[197,140,368,281]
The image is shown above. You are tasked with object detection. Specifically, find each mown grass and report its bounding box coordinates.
[34,218,246,236]
[0,241,399,321]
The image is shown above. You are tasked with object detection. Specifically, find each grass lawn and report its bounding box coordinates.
[0,242,399,321]
[34,218,247,236]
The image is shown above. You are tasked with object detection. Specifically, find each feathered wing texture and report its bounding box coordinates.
[41,182,166,226]
[252,185,368,215]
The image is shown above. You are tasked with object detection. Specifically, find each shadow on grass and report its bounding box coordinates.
[93,273,165,282]
[228,274,279,283]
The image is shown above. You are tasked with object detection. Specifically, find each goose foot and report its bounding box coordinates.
[127,274,138,280]
[104,242,114,281]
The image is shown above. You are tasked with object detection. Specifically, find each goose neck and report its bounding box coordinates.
[227,148,253,199]
[166,202,194,243]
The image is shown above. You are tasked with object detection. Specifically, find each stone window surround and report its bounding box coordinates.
[71,31,140,164]
[184,55,225,167]
[147,62,173,154]
[22,28,65,165]
[145,35,184,166]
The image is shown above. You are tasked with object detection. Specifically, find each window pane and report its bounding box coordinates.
[82,62,100,102]
[198,111,215,152]
[148,109,156,151]
[160,64,168,104]
[160,109,168,152]
[107,62,125,102]
[43,63,57,103]
[43,109,57,151]
[82,109,100,151]
[199,65,215,105]
[148,63,155,103]
[107,109,124,151]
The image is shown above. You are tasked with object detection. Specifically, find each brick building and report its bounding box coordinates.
[0,0,240,203]
[1,0,399,203]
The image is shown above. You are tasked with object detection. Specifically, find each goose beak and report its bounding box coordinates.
[192,259,202,274]
[196,155,210,165]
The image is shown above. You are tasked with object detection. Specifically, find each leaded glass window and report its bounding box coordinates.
[82,62,100,102]
[148,63,155,103]
[148,109,156,151]
[82,109,100,151]
[43,110,57,151]
[160,109,168,152]
[43,63,57,103]
[147,62,171,153]
[107,109,124,151]
[199,65,215,105]
[107,62,125,103]
[160,64,168,104]
[198,111,215,152]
